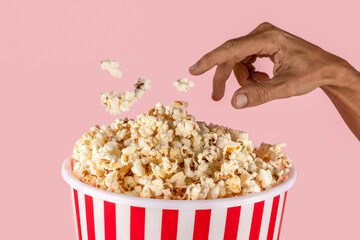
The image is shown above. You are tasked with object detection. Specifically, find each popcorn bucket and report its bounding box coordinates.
[62,157,297,240]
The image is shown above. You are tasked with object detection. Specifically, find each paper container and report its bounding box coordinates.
[62,157,297,240]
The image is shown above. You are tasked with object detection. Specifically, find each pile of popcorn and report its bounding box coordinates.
[72,101,292,200]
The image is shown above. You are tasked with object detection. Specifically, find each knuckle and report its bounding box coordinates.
[258,29,285,51]
[202,52,220,67]
[222,38,238,49]
[255,22,283,42]
[257,22,273,29]
[202,52,212,63]
[263,28,280,40]
[254,84,272,103]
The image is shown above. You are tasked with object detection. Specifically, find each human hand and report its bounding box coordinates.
[189,22,360,140]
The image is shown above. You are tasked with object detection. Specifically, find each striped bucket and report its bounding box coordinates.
[62,158,296,240]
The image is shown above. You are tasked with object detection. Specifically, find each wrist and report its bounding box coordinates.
[320,58,360,91]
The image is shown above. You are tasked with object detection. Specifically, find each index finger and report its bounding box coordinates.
[189,33,279,75]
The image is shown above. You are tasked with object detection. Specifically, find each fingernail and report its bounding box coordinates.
[189,63,198,72]
[235,93,248,108]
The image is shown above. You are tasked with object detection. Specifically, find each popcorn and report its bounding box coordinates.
[168,172,186,187]
[101,59,123,79]
[173,78,194,92]
[131,159,146,177]
[100,77,151,115]
[257,169,274,189]
[72,101,292,199]
[225,175,242,194]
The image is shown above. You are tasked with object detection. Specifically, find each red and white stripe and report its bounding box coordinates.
[71,189,288,240]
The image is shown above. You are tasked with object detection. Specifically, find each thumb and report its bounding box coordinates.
[231,76,292,109]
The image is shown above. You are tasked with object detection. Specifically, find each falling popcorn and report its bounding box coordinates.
[100,77,151,115]
[72,100,292,200]
[173,77,194,92]
[100,59,123,79]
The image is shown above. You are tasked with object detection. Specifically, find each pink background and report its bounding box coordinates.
[1,0,359,239]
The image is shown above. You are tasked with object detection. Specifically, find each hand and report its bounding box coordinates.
[189,22,360,140]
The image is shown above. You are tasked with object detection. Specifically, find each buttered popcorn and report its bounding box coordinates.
[72,101,292,200]
[100,77,151,115]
